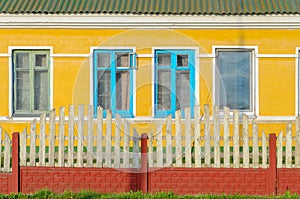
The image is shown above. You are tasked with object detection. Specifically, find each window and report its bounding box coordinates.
[215,48,253,112]
[154,49,195,118]
[13,50,50,115]
[93,49,135,118]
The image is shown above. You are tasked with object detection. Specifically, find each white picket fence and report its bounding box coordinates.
[1,104,300,172]
[149,105,268,168]
[20,105,140,168]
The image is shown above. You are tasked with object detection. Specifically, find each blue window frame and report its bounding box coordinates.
[93,49,135,118]
[154,49,195,118]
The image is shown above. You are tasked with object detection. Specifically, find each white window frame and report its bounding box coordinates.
[90,47,137,117]
[212,46,258,116]
[151,47,200,117]
[8,46,53,117]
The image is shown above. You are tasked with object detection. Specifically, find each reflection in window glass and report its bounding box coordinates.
[177,54,188,67]
[116,53,129,68]
[16,53,29,68]
[98,53,111,68]
[35,54,47,67]
[116,71,130,110]
[97,71,111,109]
[216,50,251,110]
[176,71,190,110]
[157,70,171,110]
[158,53,171,66]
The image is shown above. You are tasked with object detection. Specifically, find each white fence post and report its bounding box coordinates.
[204,105,210,167]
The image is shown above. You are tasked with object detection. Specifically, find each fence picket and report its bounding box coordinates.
[133,128,139,168]
[20,128,27,166]
[242,114,249,168]
[296,117,300,168]
[277,131,283,168]
[223,107,230,168]
[194,106,201,168]
[39,113,46,166]
[252,120,259,168]
[262,131,267,168]
[58,107,65,167]
[204,105,210,167]
[166,115,172,167]
[213,106,220,168]
[148,130,153,167]
[49,109,56,167]
[105,110,112,167]
[185,107,192,167]
[175,110,182,167]
[29,119,36,166]
[96,107,103,167]
[123,120,130,168]
[233,110,239,168]
[87,105,94,167]
[156,122,163,167]
[3,133,10,172]
[286,123,292,168]
[68,105,75,167]
[114,114,121,168]
[77,105,84,167]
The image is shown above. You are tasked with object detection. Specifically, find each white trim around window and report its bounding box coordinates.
[8,46,53,117]
[212,46,259,116]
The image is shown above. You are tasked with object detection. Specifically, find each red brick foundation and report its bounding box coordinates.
[0,132,300,196]
[277,168,300,195]
[20,167,139,193]
[148,168,269,195]
[0,174,12,194]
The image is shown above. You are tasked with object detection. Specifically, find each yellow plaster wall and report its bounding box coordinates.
[0,28,299,135]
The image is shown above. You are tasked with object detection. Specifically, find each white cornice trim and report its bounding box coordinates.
[1,15,300,29]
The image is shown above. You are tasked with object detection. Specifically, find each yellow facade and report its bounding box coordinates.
[0,28,299,135]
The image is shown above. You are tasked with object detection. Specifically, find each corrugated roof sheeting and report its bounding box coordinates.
[0,0,299,15]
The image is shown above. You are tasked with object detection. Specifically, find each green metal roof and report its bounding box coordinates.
[0,0,299,15]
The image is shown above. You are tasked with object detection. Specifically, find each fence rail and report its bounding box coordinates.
[0,104,300,171]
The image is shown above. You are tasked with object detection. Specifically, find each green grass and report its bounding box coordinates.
[0,190,299,199]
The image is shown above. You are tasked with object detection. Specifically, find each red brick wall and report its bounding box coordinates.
[0,174,12,194]
[20,167,139,193]
[277,168,300,195]
[148,168,269,195]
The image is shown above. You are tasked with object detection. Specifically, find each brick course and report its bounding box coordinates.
[20,167,139,194]
[148,168,269,195]
[277,168,300,194]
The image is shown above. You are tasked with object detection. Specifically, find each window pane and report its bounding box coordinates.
[157,70,171,110]
[34,71,48,111]
[177,54,188,67]
[217,51,251,110]
[158,53,171,66]
[98,53,111,68]
[16,53,29,68]
[176,71,190,110]
[116,53,129,68]
[35,54,47,67]
[116,71,130,110]
[16,71,30,110]
[98,71,111,109]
